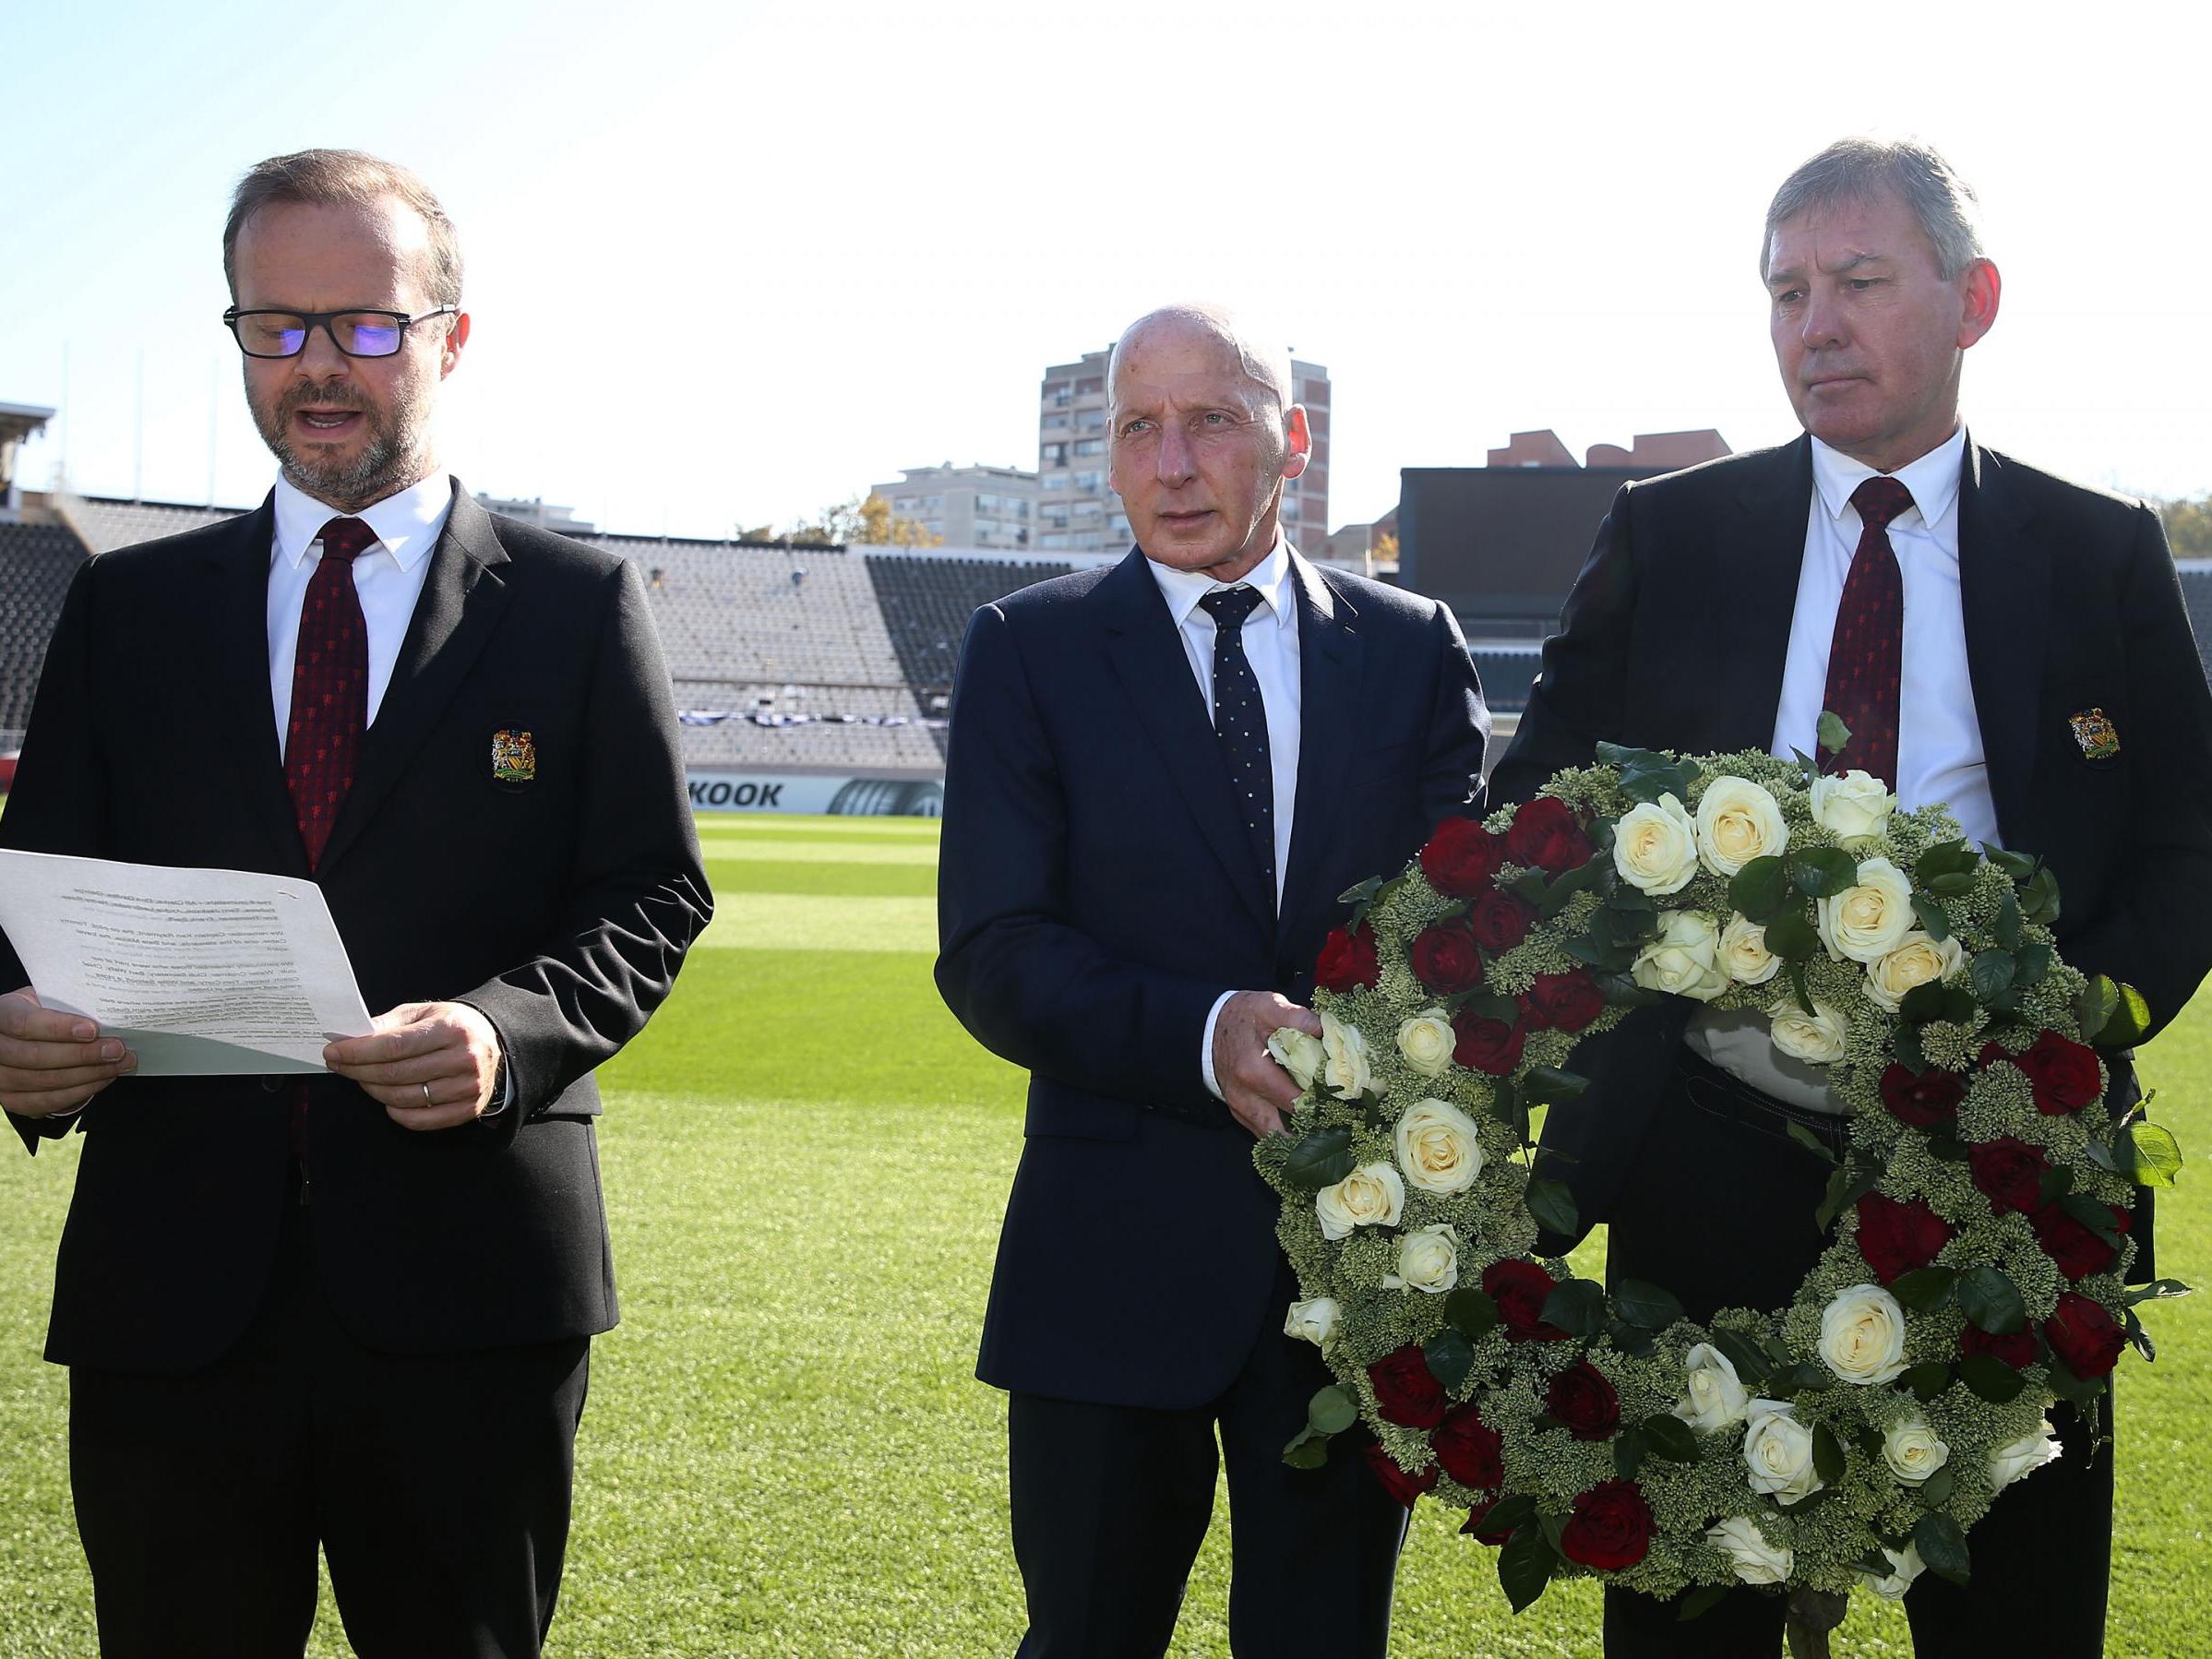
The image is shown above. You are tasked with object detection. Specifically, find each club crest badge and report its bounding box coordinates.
[491,729,537,784]
[2069,708,2120,762]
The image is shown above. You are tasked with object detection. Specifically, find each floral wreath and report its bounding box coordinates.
[1254,735,2187,1630]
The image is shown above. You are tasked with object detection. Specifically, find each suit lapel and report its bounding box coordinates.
[1098,549,1275,933]
[316,486,513,878]
[1278,557,1360,949]
[197,495,311,877]
[1721,436,1817,754]
[1955,442,2048,841]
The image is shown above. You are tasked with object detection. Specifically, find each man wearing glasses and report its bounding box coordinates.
[0,149,710,1657]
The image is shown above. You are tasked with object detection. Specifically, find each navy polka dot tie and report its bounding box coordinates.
[285,516,376,872]
[1822,476,1914,788]
[1199,585,1274,901]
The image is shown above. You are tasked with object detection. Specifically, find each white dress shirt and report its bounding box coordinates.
[267,471,453,754]
[1688,424,1996,1111]
[1143,539,1305,1102]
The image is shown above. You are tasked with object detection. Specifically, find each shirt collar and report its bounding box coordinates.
[1145,536,1297,631]
[1809,425,1967,539]
[271,471,455,571]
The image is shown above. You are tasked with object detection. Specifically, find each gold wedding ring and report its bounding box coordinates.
[421,1082,434,1107]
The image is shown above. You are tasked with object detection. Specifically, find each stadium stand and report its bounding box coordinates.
[865,555,1076,751]
[1467,645,1541,716]
[0,520,90,736]
[65,495,242,555]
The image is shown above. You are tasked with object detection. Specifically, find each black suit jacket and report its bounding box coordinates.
[936,548,1489,1410]
[1,484,711,1370]
[1493,436,2212,1269]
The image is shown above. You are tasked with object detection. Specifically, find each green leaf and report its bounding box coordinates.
[1985,846,2038,882]
[1641,1413,1699,1463]
[1454,988,1523,1025]
[1608,1319,1658,1359]
[1792,846,1859,898]
[1729,855,1791,924]
[1711,1328,1775,1386]
[2121,1278,2192,1307]
[1811,1425,1847,1484]
[1336,876,1384,909]
[1522,1066,1589,1107]
[2015,942,2053,987]
[2124,1307,2157,1362]
[1611,1279,1687,1332]
[1969,949,2018,1003]
[1957,1354,2028,1402]
[1308,1386,1358,1436]
[1786,961,1817,1020]
[2122,1121,2184,1188]
[1282,1127,1356,1192]
[2020,865,2063,926]
[1533,855,1608,919]
[1498,1526,1557,1615]
[1916,1464,1958,1508]
[1764,906,1820,962]
[2045,1357,2107,1407]
[2082,1136,2121,1175]
[1901,1362,1952,1402]
[1911,840,1972,884]
[1912,1512,1971,1587]
[1887,1265,1958,1313]
[1524,1178,1580,1240]
[1816,710,1852,757]
[2076,975,2122,1044]
[1446,1285,1502,1341]
[1481,1494,1539,1535]
[1910,892,1952,943]
[1813,1159,1882,1232]
[1538,1277,1608,1341]
[1899,981,1950,1025]
[2058,1192,2123,1248]
[1957,1266,2027,1335]
[1929,871,1974,895]
[1940,985,1981,1025]
[1786,1117,1838,1164]
[1282,1428,1330,1469]
[1768,1360,1832,1394]
[1677,1584,1732,1623]
[1893,1025,1930,1073]
[2099,982,2155,1049]
[1425,1329,1476,1396]
[2038,1164,2076,1209]
[1994,891,2024,953]
[1591,970,1662,1009]
[1612,1426,1646,1481]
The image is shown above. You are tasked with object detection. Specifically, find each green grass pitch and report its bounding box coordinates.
[2,812,2208,1655]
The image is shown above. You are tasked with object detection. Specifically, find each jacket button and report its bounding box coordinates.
[260,1077,284,1093]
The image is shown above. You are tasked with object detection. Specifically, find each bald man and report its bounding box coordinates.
[937,304,1490,1657]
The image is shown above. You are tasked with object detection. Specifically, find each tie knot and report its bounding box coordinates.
[317,517,378,564]
[1850,476,1914,533]
[1199,585,1264,631]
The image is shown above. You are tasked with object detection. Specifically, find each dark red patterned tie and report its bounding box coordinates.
[1822,477,1914,788]
[284,516,375,871]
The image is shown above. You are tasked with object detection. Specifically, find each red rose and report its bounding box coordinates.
[1959,1323,2038,1370]
[1505,796,1594,875]
[1544,1361,1620,1441]
[1411,923,1485,995]
[1315,924,1381,992]
[1432,1404,1505,1490]
[1368,1344,1447,1429]
[1967,1137,2051,1216]
[1452,1010,1526,1076]
[2032,1202,2131,1283]
[1461,1496,1516,1546]
[1362,1441,1440,1509]
[1880,1064,1967,1128]
[1482,1259,1571,1343]
[2015,1031,2104,1116]
[1559,1479,1653,1571]
[1420,816,1505,897]
[2044,1292,2126,1379]
[1468,889,1535,953]
[1522,971,1605,1033]
[1854,1192,1954,1284]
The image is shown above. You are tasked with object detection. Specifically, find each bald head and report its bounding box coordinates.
[1108,304,1294,426]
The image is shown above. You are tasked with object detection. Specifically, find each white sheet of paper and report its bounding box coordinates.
[0,849,375,1074]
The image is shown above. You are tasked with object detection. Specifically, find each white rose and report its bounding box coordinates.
[1393,1098,1484,1195]
[1315,1163,1405,1241]
[1284,1297,1340,1345]
[1395,1010,1458,1079]
[1694,776,1788,877]
[1881,1414,1950,1485]
[1632,910,1728,1002]
[1817,856,1915,964]
[1859,1542,1926,1601]
[1768,995,1848,1064]
[1320,1013,1372,1101]
[1673,1342,1752,1432]
[1811,769,1897,843]
[1718,914,1782,985]
[1818,1283,1908,1385]
[1269,1027,1325,1092]
[1742,1399,1824,1505]
[1706,1515,1793,1585]
[1382,1223,1461,1293]
[1989,1417,2063,1490]
[1862,930,1966,1012]
[1612,793,1701,895]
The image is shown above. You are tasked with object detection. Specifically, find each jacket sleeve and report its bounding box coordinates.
[1489,483,1638,806]
[454,557,712,1137]
[934,602,1225,1116]
[1420,599,1493,829]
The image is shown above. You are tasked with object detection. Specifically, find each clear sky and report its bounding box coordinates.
[5,2,2206,540]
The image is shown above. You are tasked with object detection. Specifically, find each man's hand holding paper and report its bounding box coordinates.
[0,988,136,1118]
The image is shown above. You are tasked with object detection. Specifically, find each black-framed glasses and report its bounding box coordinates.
[222,305,458,359]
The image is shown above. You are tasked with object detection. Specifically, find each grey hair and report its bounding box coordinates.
[1106,304,1296,423]
[225,149,463,306]
[1762,138,1985,280]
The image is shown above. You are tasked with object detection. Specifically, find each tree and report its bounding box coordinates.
[752,493,940,548]
[854,493,942,548]
[1372,531,1400,564]
[2158,495,2212,560]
